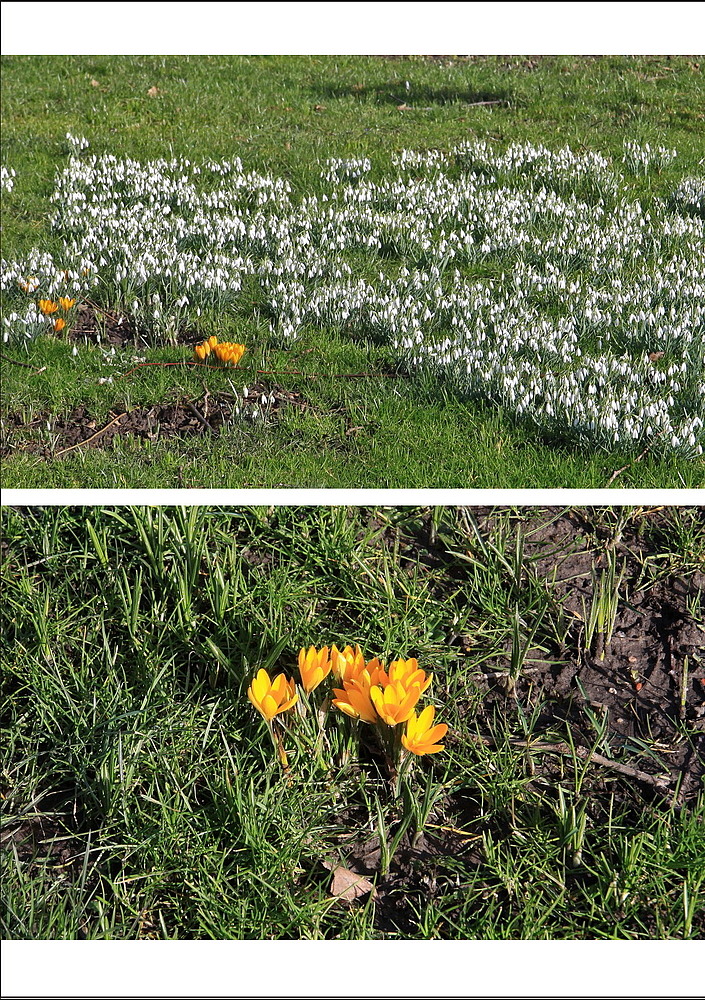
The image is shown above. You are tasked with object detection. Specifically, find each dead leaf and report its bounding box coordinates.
[90,78,100,88]
[329,865,377,902]
[147,86,161,98]
[649,351,665,361]
[314,104,326,111]
[397,103,412,110]
[284,142,291,150]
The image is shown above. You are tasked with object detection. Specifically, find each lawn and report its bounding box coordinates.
[2,504,703,939]
[2,54,704,487]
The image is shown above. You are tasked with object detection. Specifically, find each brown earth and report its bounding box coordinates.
[314,507,705,931]
[68,300,142,348]
[1,385,310,461]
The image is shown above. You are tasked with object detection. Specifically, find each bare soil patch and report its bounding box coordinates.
[68,301,142,348]
[324,507,705,933]
[1,386,310,460]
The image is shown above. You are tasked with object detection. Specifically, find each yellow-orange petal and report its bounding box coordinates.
[402,705,448,754]
[331,644,364,682]
[402,734,446,754]
[250,668,272,703]
[333,681,378,723]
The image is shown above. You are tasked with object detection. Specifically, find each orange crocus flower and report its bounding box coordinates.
[330,644,366,682]
[298,645,332,693]
[369,679,423,726]
[247,668,298,722]
[402,705,448,755]
[332,677,379,724]
[387,657,432,695]
[214,342,245,366]
[39,299,58,315]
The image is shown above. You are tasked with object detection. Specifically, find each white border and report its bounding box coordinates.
[2,489,703,505]
[1,6,702,986]
[0,1,702,55]
[1,939,703,999]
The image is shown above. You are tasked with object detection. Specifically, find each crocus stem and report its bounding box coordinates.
[314,695,331,771]
[394,748,414,799]
[268,720,289,771]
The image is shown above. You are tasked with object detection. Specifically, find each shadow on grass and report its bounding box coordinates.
[311,82,516,108]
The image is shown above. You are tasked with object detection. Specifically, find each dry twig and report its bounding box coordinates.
[605,433,664,486]
[469,733,672,796]
[184,400,214,433]
[53,411,129,457]
[1,355,46,375]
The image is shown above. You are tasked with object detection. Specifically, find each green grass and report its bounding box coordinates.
[2,505,703,939]
[2,54,704,487]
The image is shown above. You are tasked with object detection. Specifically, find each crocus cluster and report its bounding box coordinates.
[328,644,447,755]
[37,295,76,332]
[247,644,448,760]
[193,334,246,365]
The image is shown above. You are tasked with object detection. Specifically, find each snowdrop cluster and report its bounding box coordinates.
[1,246,97,342]
[1,138,703,456]
[66,132,90,152]
[234,385,277,423]
[622,139,677,176]
[672,176,705,217]
[321,157,372,184]
[1,166,15,193]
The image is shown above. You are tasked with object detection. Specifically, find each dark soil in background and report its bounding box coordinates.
[1,385,310,460]
[67,301,213,350]
[314,507,705,932]
[69,300,141,348]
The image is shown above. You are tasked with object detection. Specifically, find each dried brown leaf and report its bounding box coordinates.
[147,86,161,98]
[329,865,377,901]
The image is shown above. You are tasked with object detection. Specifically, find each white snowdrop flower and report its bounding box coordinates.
[0,165,16,192]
